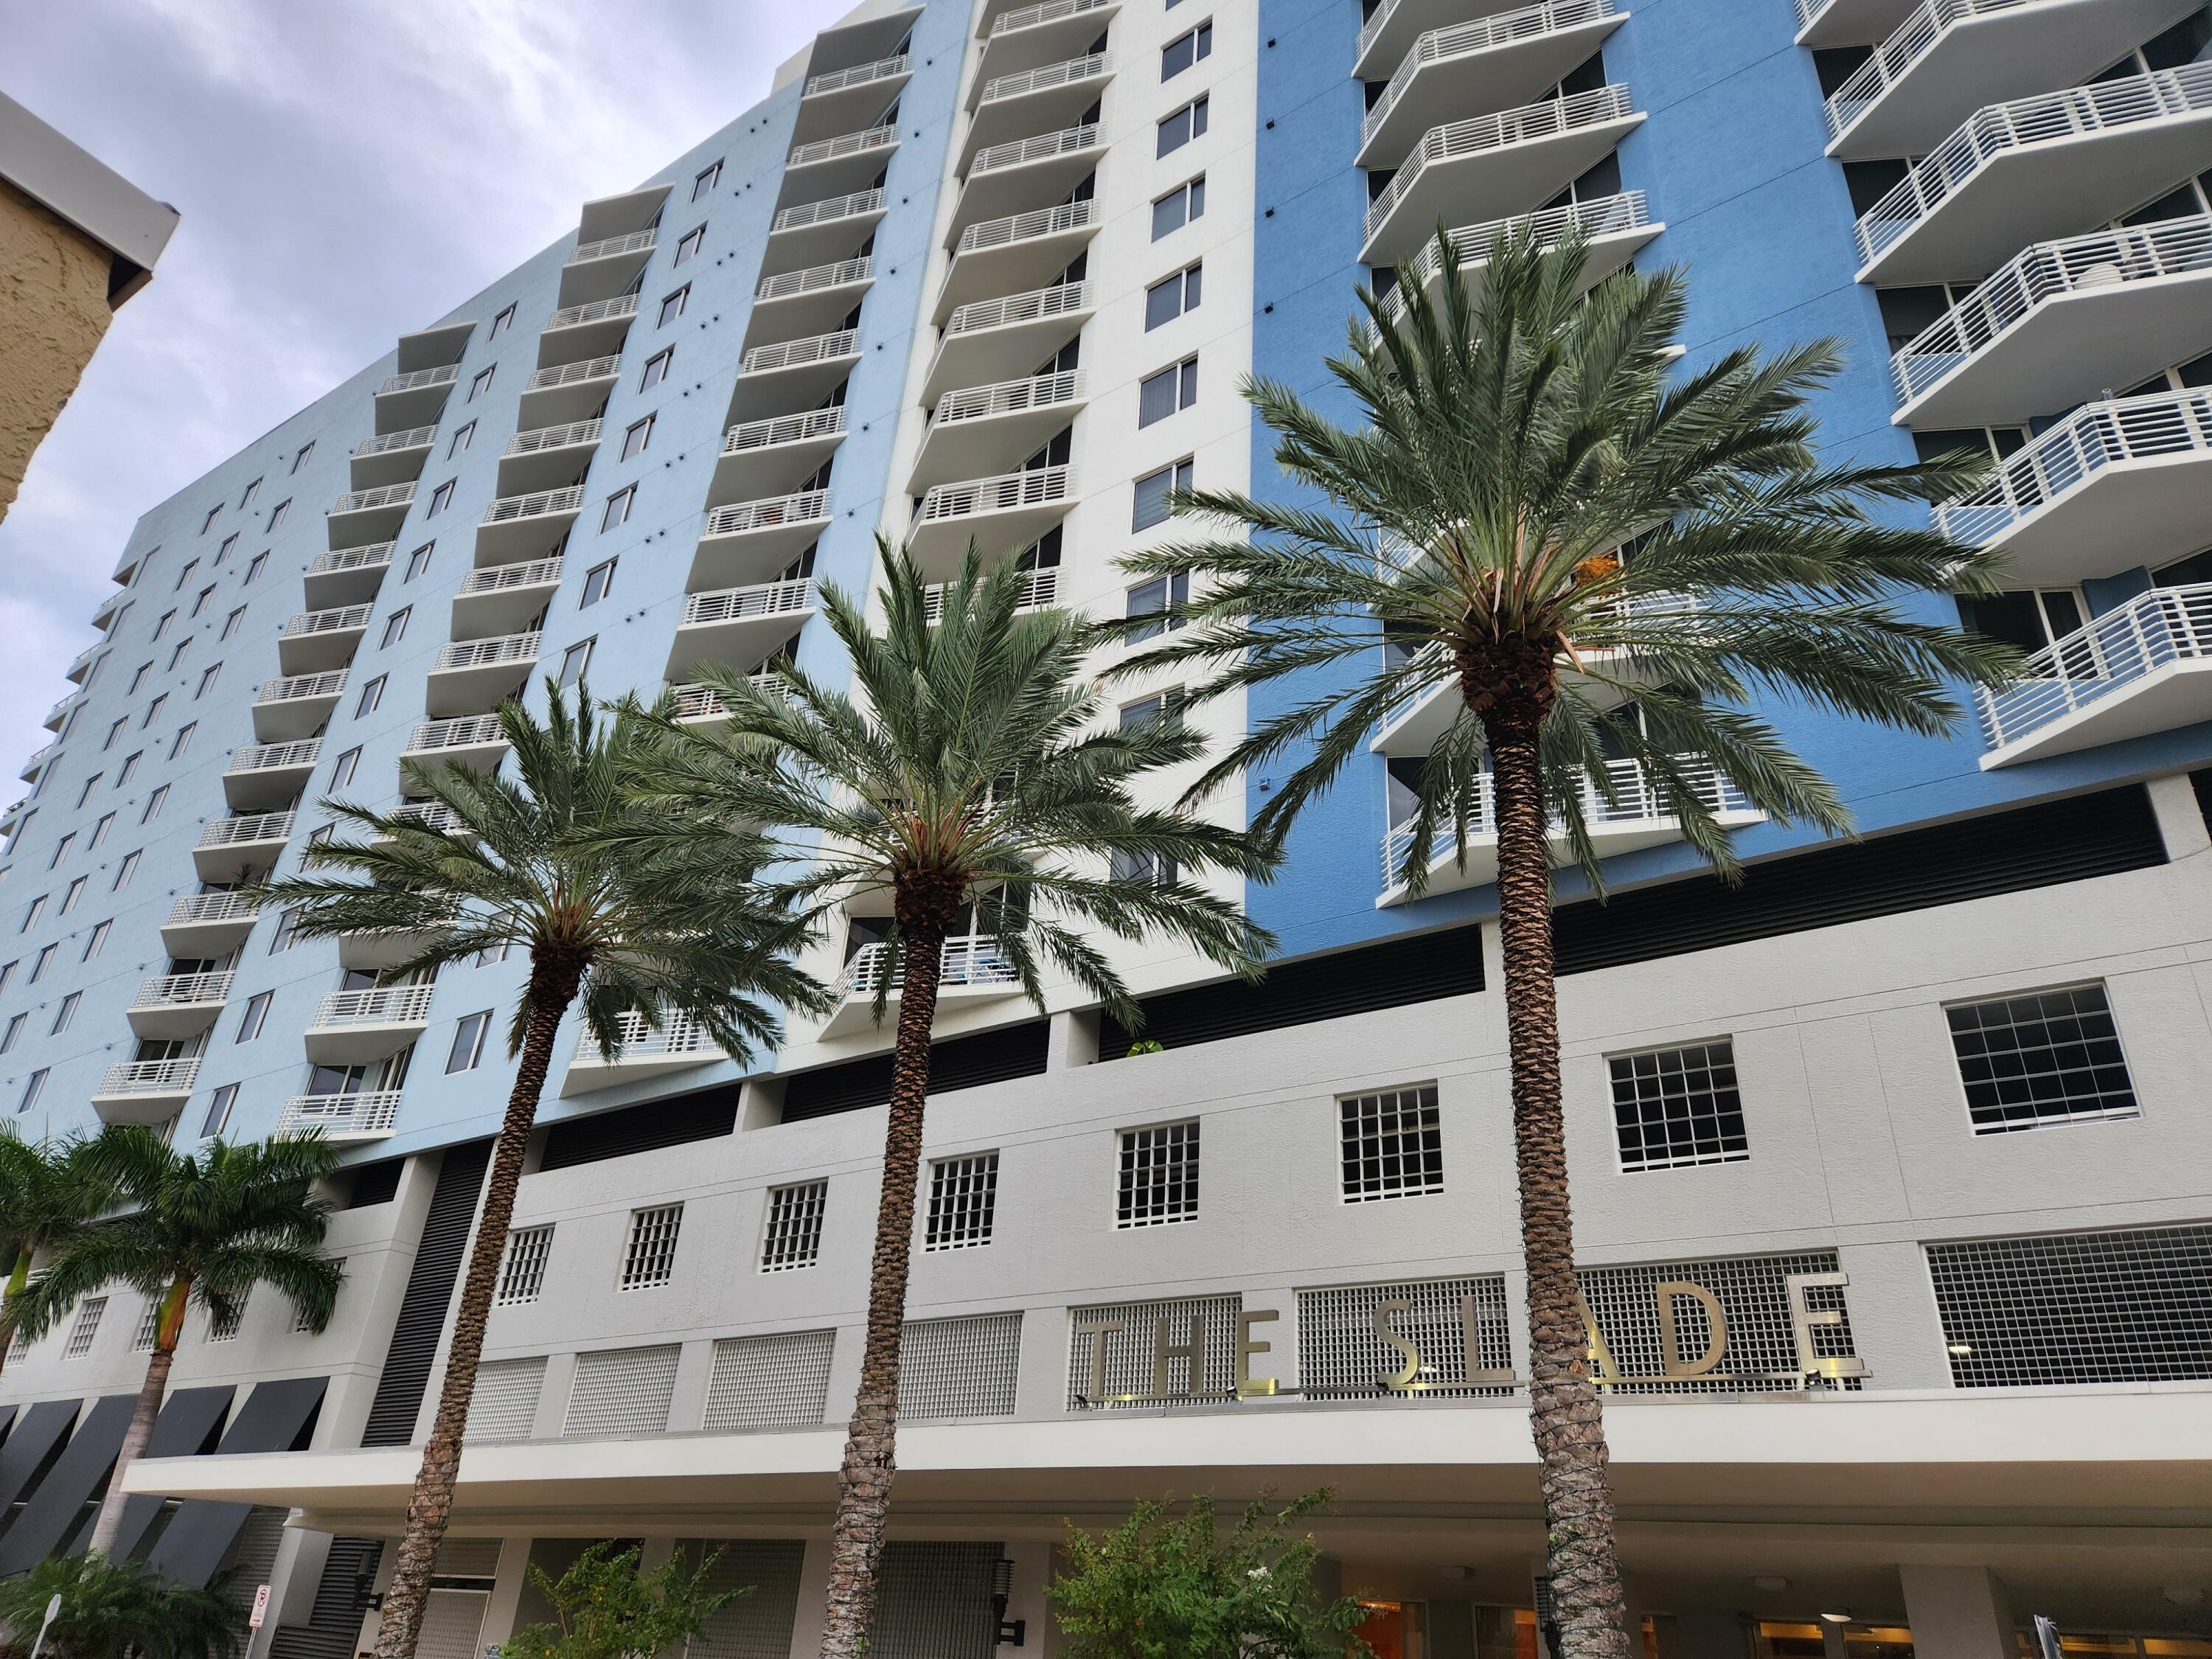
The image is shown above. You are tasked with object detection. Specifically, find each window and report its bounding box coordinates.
[601,486,635,532]
[474,941,517,967]
[131,1302,158,1352]
[469,366,495,402]
[925,1152,1000,1251]
[490,302,518,339]
[221,605,246,639]
[581,559,618,608]
[154,608,179,644]
[268,908,303,953]
[144,692,168,728]
[1126,571,1190,641]
[675,226,706,265]
[622,416,654,461]
[190,585,215,617]
[1138,358,1198,426]
[29,944,55,981]
[196,663,222,698]
[1117,1121,1200,1227]
[1110,848,1179,888]
[658,286,691,327]
[21,894,44,931]
[239,478,261,509]
[428,479,456,516]
[1946,984,2138,1134]
[103,718,126,751]
[641,348,674,391]
[446,1010,493,1073]
[291,441,314,473]
[1145,262,1203,330]
[111,850,140,890]
[245,551,268,584]
[1152,176,1206,240]
[59,877,85,916]
[307,824,333,847]
[403,542,435,582]
[140,785,168,824]
[127,662,152,695]
[295,1267,336,1332]
[1157,94,1210,156]
[0,1015,21,1054]
[18,1069,48,1113]
[448,422,476,458]
[49,834,72,869]
[619,1203,684,1290]
[63,1297,105,1359]
[380,608,411,649]
[49,992,79,1035]
[1340,1084,1443,1200]
[1162,20,1211,77]
[355,675,386,717]
[89,814,114,849]
[167,639,192,671]
[498,1225,554,1304]
[209,1291,247,1340]
[169,723,196,760]
[202,504,223,534]
[760,1181,827,1271]
[201,1082,238,1138]
[116,752,142,787]
[0,962,13,995]
[1133,458,1194,530]
[557,639,595,689]
[81,920,110,960]
[1609,1041,1748,1171]
[330,747,361,790]
[236,992,274,1042]
[266,498,291,531]
[216,533,239,566]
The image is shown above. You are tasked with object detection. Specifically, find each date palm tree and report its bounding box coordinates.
[1107,228,2017,1659]
[0,1127,113,1377]
[7,1125,344,1557]
[619,540,1278,1658]
[260,684,830,1659]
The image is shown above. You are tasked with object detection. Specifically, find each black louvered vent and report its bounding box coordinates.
[359,1141,491,1447]
[538,1089,740,1172]
[269,1537,384,1659]
[1554,783,2166,975]
[2191,768,2212,832]
[341,1158,403,1209]
[782,1020,1051,1122]
[1101,927,1485,1060]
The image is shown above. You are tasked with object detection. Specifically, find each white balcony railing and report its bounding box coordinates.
[257,670,347,705]
[480,486,582,526]
[434,633,540,671]
[1371,192,1654,329]
[742,330,860,375]
[283,605,372,637]
[457,557,563,597]
[919,465,1074,524]
[789,122,900,170]
[1362,0,1621,152]
[198,810,293,849]
[377,364,457,396]
[543,293,638,332]
[1358,0,1411,61]
[956,197,1098,257]
[978,50,1110,108]
[406,715,507,753]
[307,545,393,577]
[724,407,848,456]
[669,674,782,721]
[969,122,1102,178]
[97,1059,201,1097]
[945,281,1090,338]
[839,934,1018,998]
[133,970,234,1010]
[757,256,875,304]
[313,985,436,1028]
[523,355,621,393]
[352,426,437,458]
[1975,579,2212,751]
[228,740,321,774]
[386,801,470,835]
[166,891,265,929]
[279,1091,402,1138]
[1855,66,2212,269]
[681,579,816,627]
[504,419,603,456]
[771,187,886,237]
[569,229,655,265]
[703,490,832,538]
[936,370,1085,425]
[804,53,909,97]
[1934,388,2212,546]
[575,1009,724,1061]
[922,567,1060,622]
[1365,84,1638,248]
[1824,0,2038,144]
[992,0,1112,35]
[1892,216,2212,403]
[330,481,416,515]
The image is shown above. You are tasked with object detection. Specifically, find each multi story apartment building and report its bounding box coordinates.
[1,0,2211,1655]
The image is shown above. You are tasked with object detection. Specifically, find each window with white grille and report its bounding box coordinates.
[1340,1085,1443,1200]
[465,1357,547,1441]
[1944,984,2138,1133]
[899,1312,1023,1419]
[295,1262,339,1331]
[677,1540,807,1659]
[701,1329,837,1431]
[1065,1293,1242,1409]
[63,1296,106,1359]
[760,1181,827,1272]
[1116,1121,1198,1228]
[1927,1223,2212,1387]
[132,1300,159,1352]
[4,1326,27,1363]
[1609,1041,1748,1172]
[924,1152,999,1251]
[498,1225,554,1304]
[563,1343,681,1438]
[619,1204,684,1291]
[209,1291,248,1342]
[1297,1276,1512,1397]
[1577,1250,1859,1394]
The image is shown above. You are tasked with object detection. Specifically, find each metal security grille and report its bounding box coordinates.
[63,1297,105,1359]
[868,1541,1004,1659]
[701,1329,836,1430]
[209,1290,248,1341]
[498,1225,553,1304]
[619,1204,684,1290]
[1577,1251,1858,1394]
[1926,1223,2212,1386]
[131,1299,159,1352]
[1609,1042,1748,1171]
[1116,1121,1198,1228]
[1339,1085,1444,1200]
[1066,1293,1242,1408]
[761,1180,828,1271]
[1297,1276,1512,1397]
[1944,983,2138,1133]
[563,1343,681,1438]
[900,1312,1023,1419]
[414,1591,489,1659]
[464,1357,546,1441]
[432,1538,504,1578]
[680,1539,807,1659]
[218,1506,289,1615]
[925,1152,1000,1251]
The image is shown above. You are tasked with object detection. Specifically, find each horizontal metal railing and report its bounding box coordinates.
[978,50,1109,108]
[504,419,603,456]
[279,1091,401,1138]
[44,689,84,727]
[681,579,817,627]
[788,123,899,169]
[1977,579,2212,751]
[742,330,860,375]
[1371,192,1653,328]
[969,122,1102,178]
[724,407,848,454]
[198,810,293,848]
[703,490,832,538]
[377,364,456,396]
[922,567,1059,622]
[956,197,1098,256]
[458,557,563,597]
[480,486,582,525]
[166,891,264,928]
[352,426,436,457]
[308,545,393,577]
[1824,0,2037,144]
[1363,0,1620,151]
[804,53,909,97]
[935,370,1085,425]
[569,228,655,264]
[257,670,347,704]
[1357,0,1411,60]
[133,970,234,1009]
[945,280,1090,337]
[313,985,435,1026]
[544,293,638,332]
[669,674,782,720]
[574,1009,723,1060]
[97,1058,201,1096]
[406,715,508,752]
[919,465,1074,523]
[839,934,1018,997]
[1365,85,1637,247]
[757,256,875,303]
[433,633,540,671]
[772,187,886,236]
[330,481,416,515]
[523,355,621,392]
[1934,388,2212,546]
[228,739,321,773]
[282,605,371,637]
[992,0,1112,35]
[386,801,470,834]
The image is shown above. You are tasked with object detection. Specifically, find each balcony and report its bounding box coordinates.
[251,669,347,743]
[911,466,1075,564]
[278,1091,400,1144]
[1356,0,1542,76]
[326,480,416,549]
[689,490,832,590]
[1823,0,2193,159]
[42,689,84,734]
[976,0,1120,88]
[577,181,671,244]
[1371,192,1661,332]
[1976,580,2212,766]
[1890,216,2212,428]
[93,1058,201,1125]
[765,187,888,277]
[668,672,782,732]
[559,1011,730,1096]
[953,125,1105,243]
[1357,0,1629,170]
[517,354,621,428]
[223,739,321,810]
[349,425,437,490]
[337,929,443,971]
[707,407,848,507]
[476,485,582,567]
[403,714,511,774]
[922,566,1060,623]
[128,971,234,1041]
[374,364,456,434]
[794,53,912,147]
[782,124,901,208]
[302,544,394,611]
[1933,389,2212,583]
[453,557,563,639]
[161,892,265,959]
[1854,65,2212,284]
[1379,759,1763,905]
[1794,0,1922,48]
[962,52,1112,170]
[665,579,818,678]
[305,985,435,1065]
[498,419,603,496]
[425,633,539,717]
[936,198,1102,324]
[924,282,1092,404]
[731,328,862,422]
[535,293,636,371]
[193,811,293,883]
[559,229,655,309]
[66,642,100,683]
[911,371,1087,490]
[277,605,372,675]
[824,935,1021,1036]
[18,742,59,784]
[375,800,471,841]
[745,257,875,352]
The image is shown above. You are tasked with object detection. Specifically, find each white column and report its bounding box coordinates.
[2146,773,2211,862]
[1899,1565,2015,1659]
[786,1538,832,1659]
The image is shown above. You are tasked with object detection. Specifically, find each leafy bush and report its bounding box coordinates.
[0,1553,243,1659]
[501,1542,744,1659]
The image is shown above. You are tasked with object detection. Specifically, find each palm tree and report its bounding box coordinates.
[8,1126,344,1557]
[1107,228,2017,1659]
[621,540,1278,1658]
[261,683,828,1659]
[0,1127,113,1377]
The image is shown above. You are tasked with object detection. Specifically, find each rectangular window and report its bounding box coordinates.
[201,1082,238,1138]
[216,533,239,566]
[18,1069,48,1113]
[127,662,152,695]
[111,850,140,890]
[59,877,85,916]
[658,286,691,327]
[291,441,314,473]
[196,663,221,698]
[622,416,654,461]
[692,159,723,200]
[1119,689,1186,734]
[49,835,72,869]
[641,348,674,391]
[0,1014,21,1053]
[63,1296,105,1359]
[1157,94,1210,156]
[1946,984,2138,1133]
[144,692,167,728]
[1138,358,1198,426]
[356,675,386,717]
[1145,262,1203,330]
[268,909,303,953]
[1340,1084,1444,1200]
[1133,458,1194,531]
[1162,20,1211,77]
[446,1009,492,1073]
[404,542,435,582]
[1125,571,1189,642]
[169,723,195,760]
[153,609,175,643]
[245,551,268,584]
[202,504,223,534]
[428,479,456,516]
[221,605,246,639]
[601,486,635,532]
[104,718,126,750]
[49,992,80,1034]
[131,1302,158,1352]
[81,920,110,961]
[240,478,261,509]
[21,895,44,931]
[760,1180,828,1271]
[209,1291,247,1341]
[0,963,13,995]
[448,422,476,459]
[29,944,55,981]
[88,814,114,850]
[237,991,273,1041]
[167,639,192,671]
[190,585,215,618]
[140,785,167,824]
[470,366,495,402]
[330,747,361,790]
[558,639,595,689]
[619,1203,684,1290]
[581,559,617,608]
[490,302,518,339]
[498,1225,554,1304]
[675,226,706,265]
[1117,1121,1200,1227]
[381,608,411,648]
[1151,176,1206,240]
[1610,1041,1749,1171]
[266,498,291,531]
[925,1152,1001,1251]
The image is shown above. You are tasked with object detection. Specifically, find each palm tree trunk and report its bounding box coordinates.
[1487,714,1630,1659]
[0,1245,31,1381]
[375,963,581,1659]
[88,1279,188,1556]
[817,919,947,1659]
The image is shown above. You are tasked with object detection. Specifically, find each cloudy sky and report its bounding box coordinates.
[0,0,855,778]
